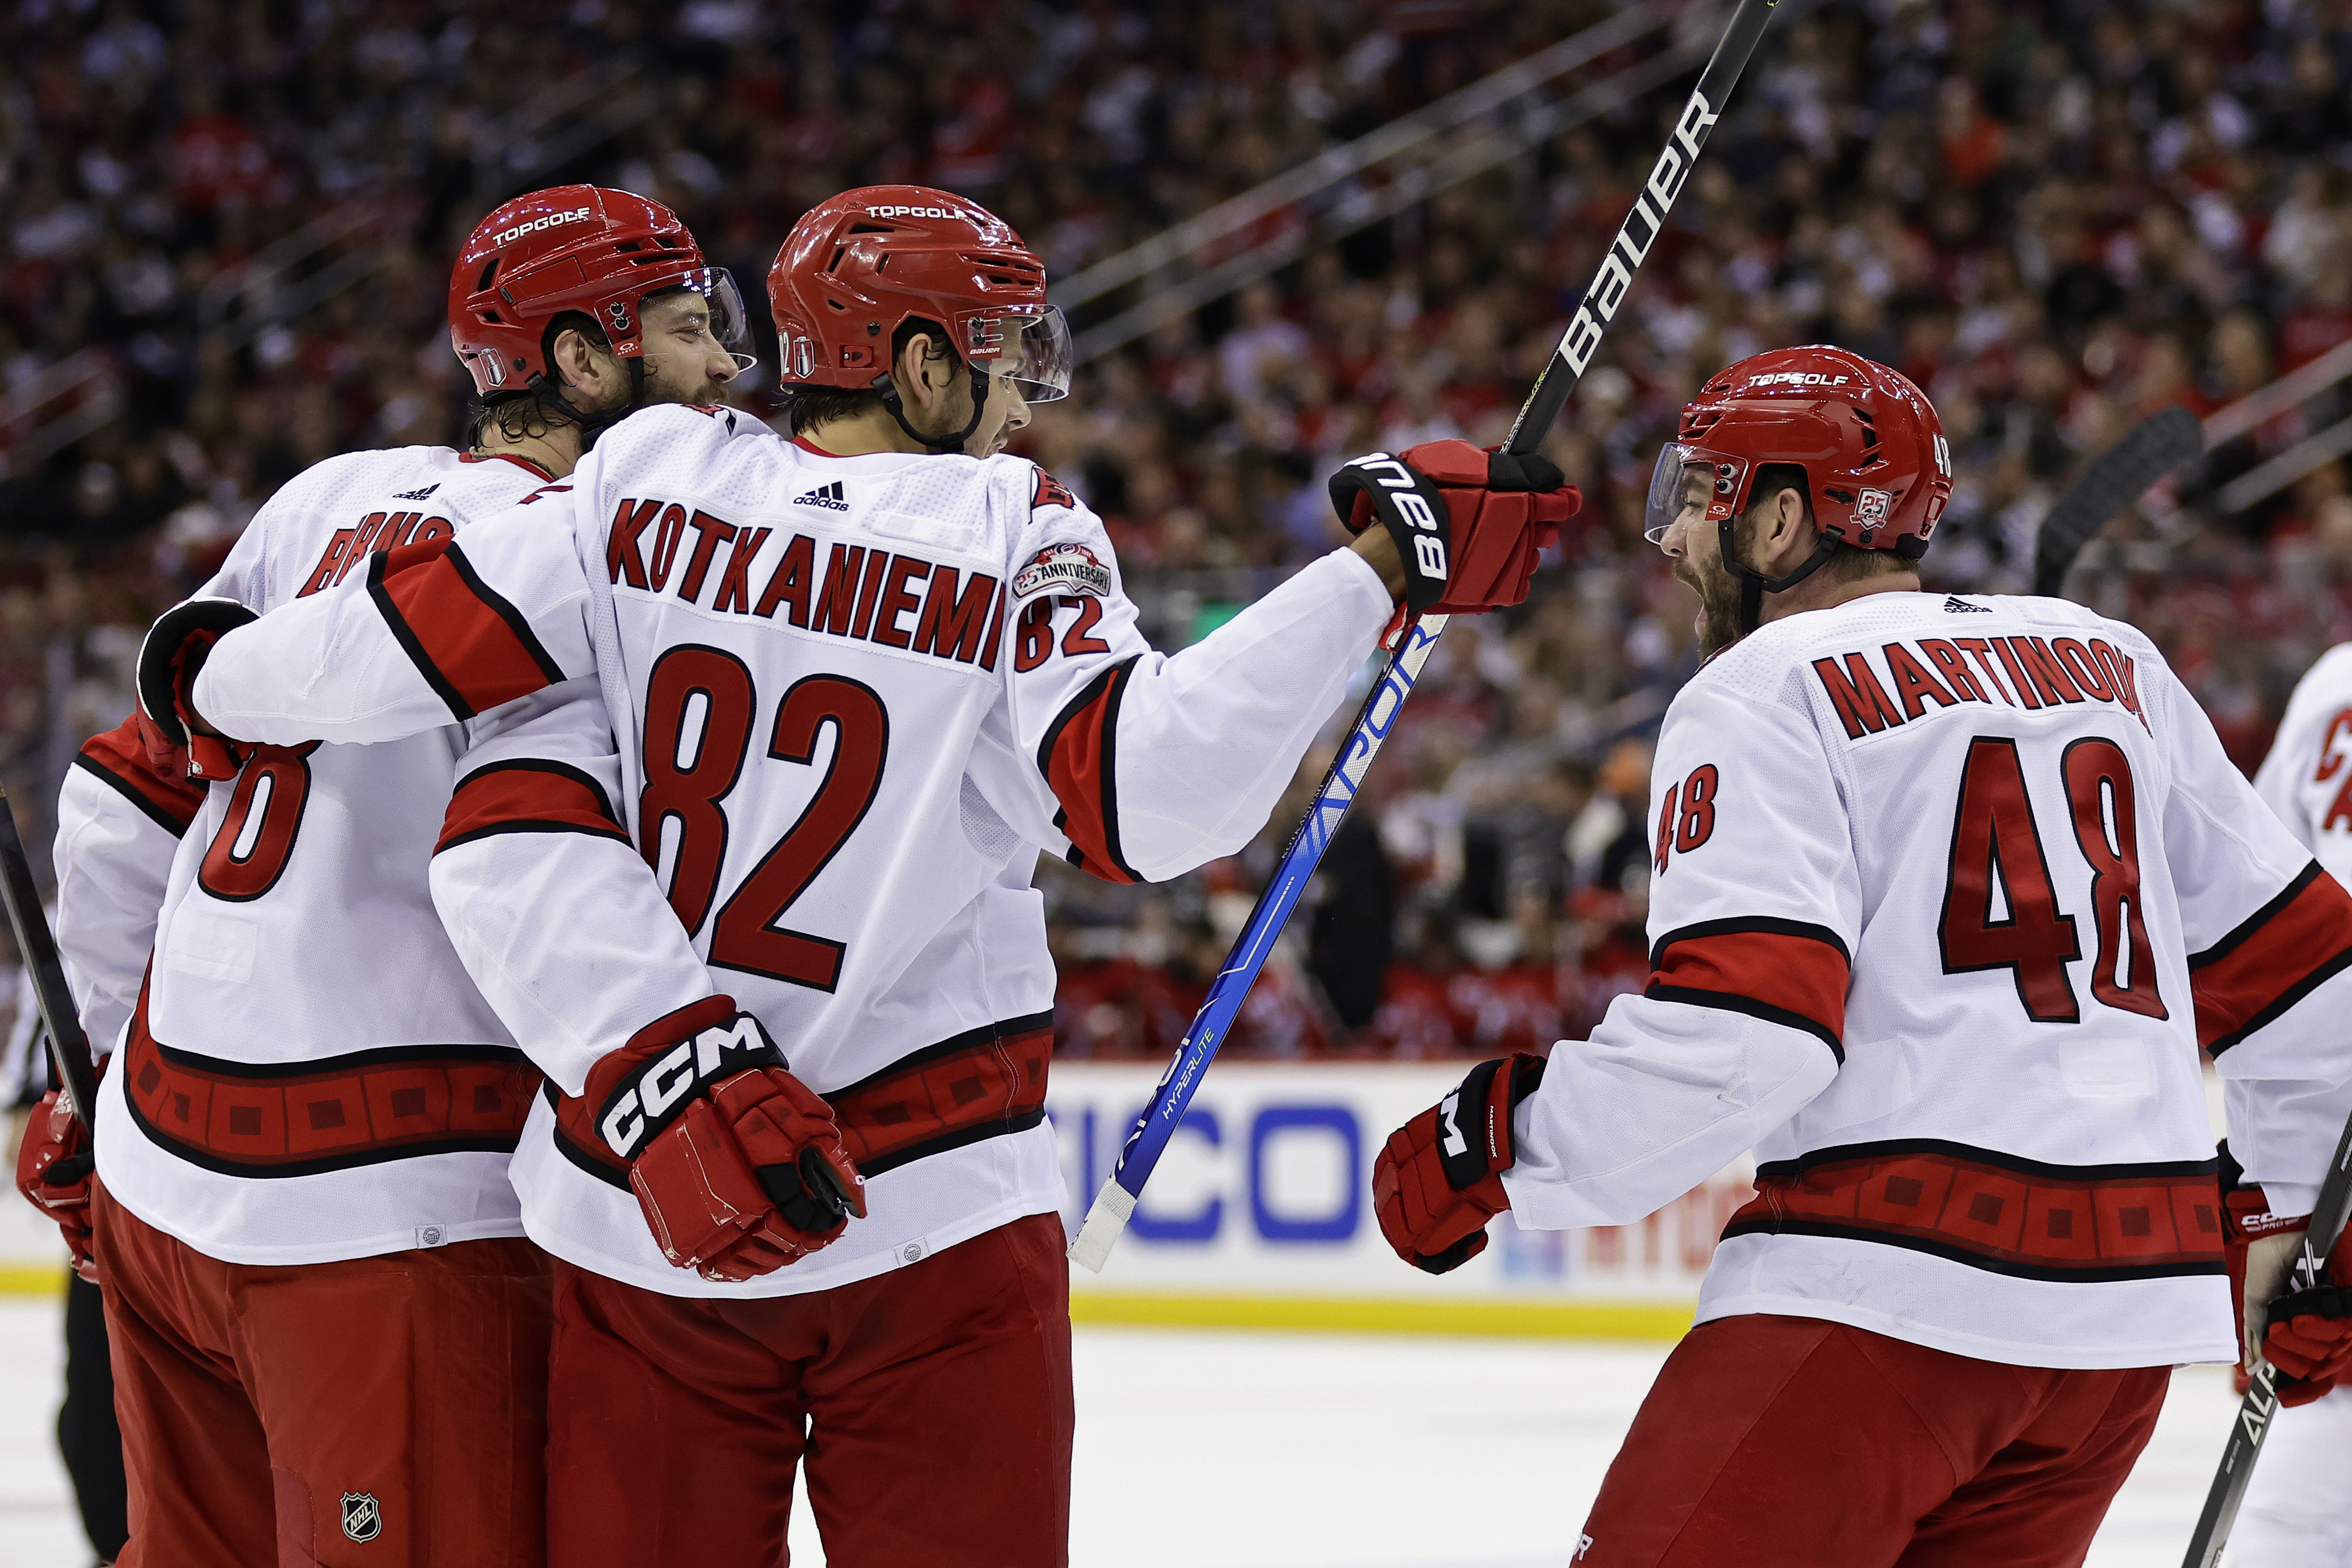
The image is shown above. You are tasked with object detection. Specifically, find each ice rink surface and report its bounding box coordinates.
[0,1294,2240,1566]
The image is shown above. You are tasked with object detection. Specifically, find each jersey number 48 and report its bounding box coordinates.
[1938,735,2166,1024]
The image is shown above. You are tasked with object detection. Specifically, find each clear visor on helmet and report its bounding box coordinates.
[636,267,755,372]
[1643,443,1750,546]
[964,307,1075,402]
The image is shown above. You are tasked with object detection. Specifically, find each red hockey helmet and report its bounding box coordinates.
[1646,345,1952,556]
[767,186,1072,410]
[449,185,749,396]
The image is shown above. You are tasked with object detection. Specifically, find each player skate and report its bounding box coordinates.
[1372,344,2352,1567]
[17,185,747,1567]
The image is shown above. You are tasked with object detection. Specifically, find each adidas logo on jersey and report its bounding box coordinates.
[1942,596,1990,612]
[393,484,439,500]
[793,481,849,511]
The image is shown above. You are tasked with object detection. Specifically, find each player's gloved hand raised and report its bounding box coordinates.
[573,997,866,1283]
[15,1088,97,1284]
[2221,1140,2352,1405]
[1329,440,1582,619]
[136,597,259,781]
[1372,1053,1545,1274]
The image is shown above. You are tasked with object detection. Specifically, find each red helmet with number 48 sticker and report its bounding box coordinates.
[1645,345,1952,555]
[1643,345,1952,635]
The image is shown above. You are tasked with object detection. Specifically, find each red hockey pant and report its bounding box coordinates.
[1578,1314,2168,1567]
[546,1209,1073,1567]
[91,1179,553,1568]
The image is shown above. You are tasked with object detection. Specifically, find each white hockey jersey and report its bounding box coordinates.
[1502,591,2352,1369]
[190,404,1394,1295]
[62,446,565,1264]
[2255,643,2352,883]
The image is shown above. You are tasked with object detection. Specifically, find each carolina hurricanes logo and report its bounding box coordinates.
[1012,542,1109,599]
[1032,469,1075,511]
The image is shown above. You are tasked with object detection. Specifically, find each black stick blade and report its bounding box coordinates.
[2033,405,2203,597]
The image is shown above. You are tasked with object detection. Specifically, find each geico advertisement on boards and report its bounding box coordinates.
[1047,1063,1753,1299]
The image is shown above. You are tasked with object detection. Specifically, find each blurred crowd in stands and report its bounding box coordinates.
[3,0,2351,1063]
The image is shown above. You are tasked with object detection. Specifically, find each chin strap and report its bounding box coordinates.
[873,359,992,455]
[570,356,651,452]
[1720,511,1837,637]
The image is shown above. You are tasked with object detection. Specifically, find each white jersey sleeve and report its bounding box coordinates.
[2187,644,2352,1216]
[51,714,207,1059]
[1503,668,1849,1228]
[971,469,1390,882]
[429,679,712,1096]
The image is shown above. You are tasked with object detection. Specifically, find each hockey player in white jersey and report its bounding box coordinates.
[15,185,747,1567]
[144,184,1578,1565]
[2226,653,2352,1565]
[1371,345,2352,1567]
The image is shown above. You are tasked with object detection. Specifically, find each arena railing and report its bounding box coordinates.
[1054,0,1794,364]
[2205,339,2352,515]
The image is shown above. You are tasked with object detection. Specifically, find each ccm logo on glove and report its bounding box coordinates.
[599,1013,778,1158]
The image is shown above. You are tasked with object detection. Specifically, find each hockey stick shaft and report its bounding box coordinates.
[0,784,99,1131]
[2181,1112,2352,1566]
[1069,0,1784,1271]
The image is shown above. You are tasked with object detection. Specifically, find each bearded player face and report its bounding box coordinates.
[1653,462,1751,657]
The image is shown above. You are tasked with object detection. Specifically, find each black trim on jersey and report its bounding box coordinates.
[1715,1216,2228,1284]
[145,1035,528,1079]
[828,1010,1056,1101]
[437,758,632,853]
[71,751,196,838]
[369,549,476,722]
[859,1109,1047,1178]
[1036,656,1142,883]
[446,544,567,686]
[1643,984,1845,1063]
[455,757,621,821]
[123,1088,523,1180]
[1752,1138,2219,1185]
[2208,948,2352,1056]
[2189,861,2324,970]
[1646,916,1852,971]
[438,820,636,853]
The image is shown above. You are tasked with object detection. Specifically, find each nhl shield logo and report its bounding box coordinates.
[340,1491,383,1544]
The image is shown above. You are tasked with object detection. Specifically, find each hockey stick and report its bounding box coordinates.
[2181,1114,2352,1567]
[2030,405,2202,597]
[0,784,100,1130]
[1068,0,1786,1271]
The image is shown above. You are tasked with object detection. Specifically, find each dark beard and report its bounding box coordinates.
[1675,554,1747,657]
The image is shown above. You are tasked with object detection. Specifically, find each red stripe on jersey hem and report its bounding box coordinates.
[1725,1139,2224,1283]
[1039,656,1141,884]
[437,759,628,854]
[544,1011,1054,1189]
[73,720,204,837]
[2189,862,2352,1053]
[367,545,565,723]
[1644,920,1849,1061]
[120,985,538,1178]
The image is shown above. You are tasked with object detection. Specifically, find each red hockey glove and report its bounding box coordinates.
[1373,1052,1546,1274]
[15,1089,97,1283]
[579,999,866,1283]
[2220,1140,2352,1405]
[1329,441,1581,619]
[135,597,259,781]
